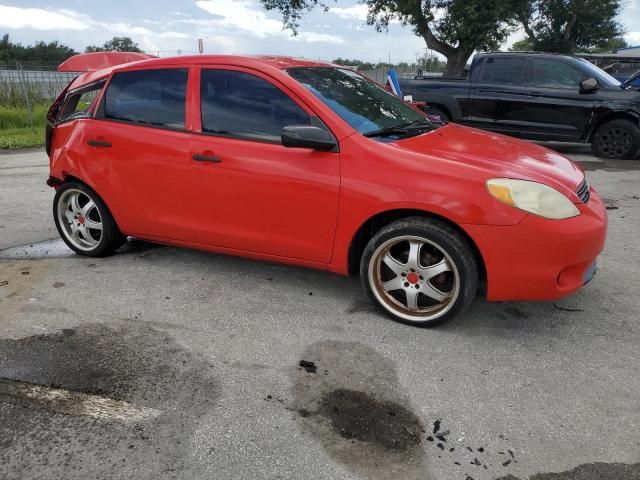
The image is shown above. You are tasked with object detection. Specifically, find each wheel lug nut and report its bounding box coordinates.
[404,282,409,287]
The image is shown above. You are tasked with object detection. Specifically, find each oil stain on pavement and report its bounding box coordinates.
[292,341,429,479]
[496,461,640,480]
[0,322,219,480]
[0,237,163,260]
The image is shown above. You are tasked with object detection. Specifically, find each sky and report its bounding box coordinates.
[1,0,639,63]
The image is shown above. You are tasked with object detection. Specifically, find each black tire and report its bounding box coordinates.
[591,119,640,159]
[425,107,450,122]
[360,217,478,327]
[53,181,126,257]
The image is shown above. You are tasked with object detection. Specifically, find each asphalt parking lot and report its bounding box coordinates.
[1,146,639,480]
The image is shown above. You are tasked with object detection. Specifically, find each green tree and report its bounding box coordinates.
[515,0,622,53]
[588,36,627,54]
[0,34,76,63]
[85,36,142,53]
[261,0,520,77]
[509,38,534,51]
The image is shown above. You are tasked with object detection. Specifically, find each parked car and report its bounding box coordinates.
[46,53,607,327]
[602,61,640,88]
[400,52,640,159]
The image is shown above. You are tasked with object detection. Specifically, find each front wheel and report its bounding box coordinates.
[53,181,125,257]
[360,217,478,327]
[591,119,640,159]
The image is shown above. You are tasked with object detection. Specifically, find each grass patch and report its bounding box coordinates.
[0,104,48,150]
[0,126,45,149]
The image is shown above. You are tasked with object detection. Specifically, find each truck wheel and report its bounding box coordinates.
[425,107,449,122]
[591,119,640,159]
[53,181,126,257]
[360,217,478,327]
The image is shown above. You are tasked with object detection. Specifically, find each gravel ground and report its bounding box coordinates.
[0,146,639,480]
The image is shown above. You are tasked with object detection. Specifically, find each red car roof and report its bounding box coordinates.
[63,54,335,91]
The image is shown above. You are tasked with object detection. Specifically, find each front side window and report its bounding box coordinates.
[287,67,425,135]
[478,57,526,85]
[58,81,105,122]
[529,59,586,88]
[200,69,310,142]
[575,58,621,87]
[103,69,187,129]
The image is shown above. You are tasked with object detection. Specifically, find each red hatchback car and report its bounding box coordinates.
[46,53,607,326]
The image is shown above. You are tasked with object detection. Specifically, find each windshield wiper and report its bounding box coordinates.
[364,125,410,138]
[364,118,437,138]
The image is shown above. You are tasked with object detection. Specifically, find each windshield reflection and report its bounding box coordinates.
[288,67,427,136]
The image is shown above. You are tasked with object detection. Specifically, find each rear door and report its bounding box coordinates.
[468,56,528,135]
[519,57,594,141]
[188,66,340,263]
[86,67,202,241]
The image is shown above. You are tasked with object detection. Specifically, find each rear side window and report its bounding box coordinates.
[478,57,526,85]
[103,69,187,129]
[200,69,310,142]
[58,81,105,122]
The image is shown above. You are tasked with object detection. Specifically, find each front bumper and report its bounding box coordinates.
[464,188,608,301]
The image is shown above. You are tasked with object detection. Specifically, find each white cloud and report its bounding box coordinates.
[0,4,88,30]
[195,0,343,43]
[624,31,640,45]
[196,0,288,37]
[296,32,344,44]
[0,3,188,45]
[329,4,368,21]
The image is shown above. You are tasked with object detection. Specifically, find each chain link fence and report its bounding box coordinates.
[0,62,77,107]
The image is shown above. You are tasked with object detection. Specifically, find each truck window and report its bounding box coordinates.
[478,57,526,85]
[529,59,586,88]
[103,69,188,129]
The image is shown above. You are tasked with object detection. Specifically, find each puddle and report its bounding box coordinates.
[318,388,423,450]
[291,340,428,480]
[496,461,640,479]
[0,238,163,260]
[0,322,219,478]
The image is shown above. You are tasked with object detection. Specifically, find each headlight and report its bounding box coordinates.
[486,178,580,220]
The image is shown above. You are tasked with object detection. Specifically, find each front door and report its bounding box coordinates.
[519,58,595,142]
[189,67,340,264]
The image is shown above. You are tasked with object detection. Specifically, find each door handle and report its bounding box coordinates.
[529,91,542,96]
[87,139,111,147]
[192,153,222,163]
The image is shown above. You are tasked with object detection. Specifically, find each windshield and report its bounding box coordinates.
[287,67,427,136]
[576,58,621,87]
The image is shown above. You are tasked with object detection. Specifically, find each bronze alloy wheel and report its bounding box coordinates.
[367,235,460,322]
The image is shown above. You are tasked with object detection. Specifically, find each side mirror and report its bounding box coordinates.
[281,125,337,151]
[580,77,599,93]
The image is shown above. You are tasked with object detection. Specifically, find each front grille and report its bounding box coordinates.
[576,179,590,203]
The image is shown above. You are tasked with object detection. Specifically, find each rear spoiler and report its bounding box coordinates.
[57,52,157,72]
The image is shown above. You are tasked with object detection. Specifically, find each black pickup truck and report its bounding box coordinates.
[400,52,640,159]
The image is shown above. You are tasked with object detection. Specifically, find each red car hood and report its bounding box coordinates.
[391,123,585,198]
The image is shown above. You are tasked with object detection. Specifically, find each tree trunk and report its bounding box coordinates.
[443,50,471,78]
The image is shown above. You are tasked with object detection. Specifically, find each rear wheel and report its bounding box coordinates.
[360,217,478,327]
[591,119,640,159]
[53,181,125,257]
